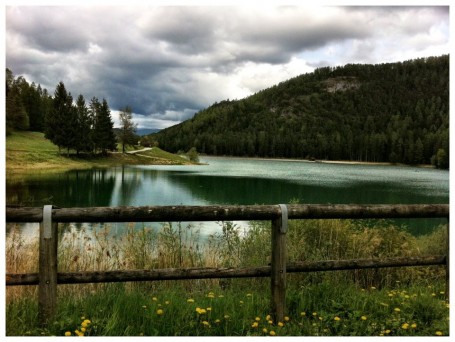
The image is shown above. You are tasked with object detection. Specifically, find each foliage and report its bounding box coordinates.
[118,106,138,153]
[5,220,448,336]
[153,55,449,168]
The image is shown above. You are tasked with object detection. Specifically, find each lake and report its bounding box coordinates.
[6,156,449,237]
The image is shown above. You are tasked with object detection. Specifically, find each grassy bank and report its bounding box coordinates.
[6,219,449,336]
[5,131,193,174]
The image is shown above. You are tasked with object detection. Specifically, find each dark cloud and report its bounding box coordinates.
[5,5,449,129]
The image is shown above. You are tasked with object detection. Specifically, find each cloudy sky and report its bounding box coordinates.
[4,2,450,130]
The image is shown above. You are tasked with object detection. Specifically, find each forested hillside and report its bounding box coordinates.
[153,55,449,168]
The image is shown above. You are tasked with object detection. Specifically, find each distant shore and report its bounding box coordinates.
[200,155,435,168]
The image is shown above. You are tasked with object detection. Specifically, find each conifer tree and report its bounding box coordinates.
[93,98,117,154]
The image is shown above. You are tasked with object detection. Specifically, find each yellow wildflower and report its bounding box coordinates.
[268,320,274,325]
[312,312,317,316]
[187,298,195,303]
[152,297,158,301]
[435,331,443,336]
[255,317,261,321]
[64,331,71,336]
[224,315,230,319]
[156,309,164,315]
[394,308,401,313]
[334,316,341,321]
[202,321,210,327]
[284,316,290,322]
[83,319,91,325]
[165,301,170,305]
[411,323,417,328]
[74,330,84,337]
[270,330,276,336]
[206,307,212,311]
[252,322,259,328]
[402,323,409,330]
[215,319,221,324]
[266,314,272,320]
[263,328,268,333]
[81,328,86,333]
[81,322,89,328]
[384,330,391,334]
[278,322,284,327]
[361,316,367,321]
[300,312,306,317]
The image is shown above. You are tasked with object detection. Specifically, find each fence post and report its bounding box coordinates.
[271,204,288,323]
[445,218,449,300]
[38,205,58,327]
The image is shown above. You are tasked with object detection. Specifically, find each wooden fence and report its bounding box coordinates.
[6,204,449,327]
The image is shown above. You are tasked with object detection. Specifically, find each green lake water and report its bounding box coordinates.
[6,156,449,237]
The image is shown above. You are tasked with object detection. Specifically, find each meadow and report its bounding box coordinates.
[5,219,449,336]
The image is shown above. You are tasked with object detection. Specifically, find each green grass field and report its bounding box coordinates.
[5,131,193,173]
[5,219,449,336]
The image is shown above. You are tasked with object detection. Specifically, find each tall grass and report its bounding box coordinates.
[5,219,449,336]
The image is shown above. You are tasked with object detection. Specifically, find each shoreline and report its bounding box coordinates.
[200,155,435,169]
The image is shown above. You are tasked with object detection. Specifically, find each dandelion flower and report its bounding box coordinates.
[394,308,401,313]
[142,305,147,309]
[187,298,195,303]
[402,323,409,330]
[263,328,268,333]
[300,312,306,317]
[411,323,417,328]
[152,297,158,301]
[156,309,164,315]
[371,286,376,290]
[268,320,274,325]
[270,330,276,336]
[239,300,244,304]
[334,316,341,321]
[255,317,261,321]
[385,330,391,334]
[361,316,367,321]
[206,307,212,311]
[252,322,259,328]
[165,301,170,305]
[278,322,284,327]
[64,331,71,336]
[266,314,272,320]
[224,315,230,319]
[312,312,317,316]
[246,293,252,297]
[83,319,91,324]
[81,322,89,328]
[202,321,210,327]
[81,328,86,333]
[215,319,221,324]
[284,316,290,322]
[435,331,443,336]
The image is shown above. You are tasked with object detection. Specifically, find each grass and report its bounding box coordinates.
[5,219,449,336]
[5,131,194,174]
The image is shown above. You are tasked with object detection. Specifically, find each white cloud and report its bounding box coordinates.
[5,5,449,129]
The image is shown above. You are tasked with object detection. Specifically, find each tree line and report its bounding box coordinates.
[6,68,137,155]
[153,55,449,169]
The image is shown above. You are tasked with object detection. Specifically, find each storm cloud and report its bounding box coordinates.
[5,5,449,129]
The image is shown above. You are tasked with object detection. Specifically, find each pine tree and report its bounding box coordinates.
[93,98,117,154]
[74,94,92,155]
[45,81,75,155]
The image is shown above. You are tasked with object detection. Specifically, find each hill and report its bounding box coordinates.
[152,55,449,168]
[6,131,193,173]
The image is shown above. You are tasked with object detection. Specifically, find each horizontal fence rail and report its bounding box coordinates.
[5,203,449,222]
[5,203,449,327]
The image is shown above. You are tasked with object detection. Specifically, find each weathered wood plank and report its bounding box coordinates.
[6,204,449,223]
[6,256,445,286]
[271,214,287,323]
[38,206,58,327]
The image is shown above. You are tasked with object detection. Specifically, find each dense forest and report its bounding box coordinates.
[153,55,449,168]
[6,69,117,155]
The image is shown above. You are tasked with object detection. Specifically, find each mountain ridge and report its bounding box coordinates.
[152,55,449,168]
